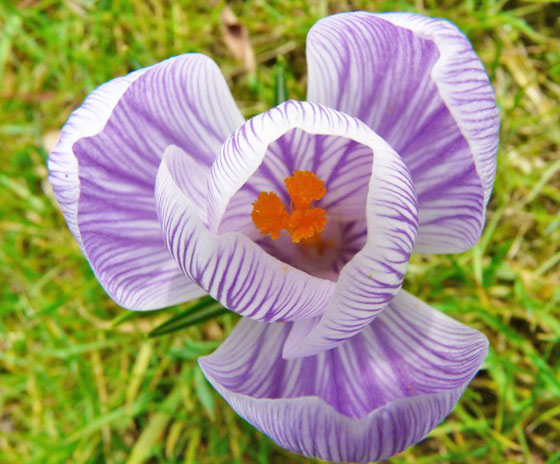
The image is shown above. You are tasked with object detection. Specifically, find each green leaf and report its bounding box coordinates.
[148,297,228,337]
[110,309,139,327]
[273,55,288,106]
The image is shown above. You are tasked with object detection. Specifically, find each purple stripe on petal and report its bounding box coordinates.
[307,13,499,253]
[49,53,243,309]
[48,67,149,249]
[155,145,335,322]
[200,290,488,462]
[203,101,417,342]
[256,219,367,281]
[206,100,383,234]
[242,128,375,224]
[284,129,418,357]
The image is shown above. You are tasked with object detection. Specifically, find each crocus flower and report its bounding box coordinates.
[48,12,499,462]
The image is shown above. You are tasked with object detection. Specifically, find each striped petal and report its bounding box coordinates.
[215,104,418,357]
[200,101,417,335]
[307,12,499,253]
[199,290,489,462]
[206,100,397,235]
[283,135,418,356]
[155,144,335,321]
[48,54,243,309]
[47,67,149,250]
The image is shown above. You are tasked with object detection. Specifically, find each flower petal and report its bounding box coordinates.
[307,12,499,253]
[284,151,417,356]
[202,101,417,337]
[218,103,418,357]
[207,101,390,234]
[48,54,243,309]
[47,67,148,249]
[199,290,489,462]
[155,144,335,321]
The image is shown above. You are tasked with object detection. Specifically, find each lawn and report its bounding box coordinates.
[1,0,559,462]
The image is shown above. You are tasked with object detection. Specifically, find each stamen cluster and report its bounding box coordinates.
[251,171,327,243]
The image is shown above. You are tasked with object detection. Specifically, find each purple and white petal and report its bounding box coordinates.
[155,144,335,321]
[206,100,388,234]
[216,103,418,357]
[282,145,418,356]
[48,67,148,249]
[307,12,499,253]
[48,54,243,309]
[203,101,417,336]
[200,290,489,462]
[214,126,379,237]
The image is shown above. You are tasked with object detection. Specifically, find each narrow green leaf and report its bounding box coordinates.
[185,428,201,464]
[148,297,228,337]
[273,55,288,106]
[169,340,222,360]
[110,309,138,327]
[126,385,183,464]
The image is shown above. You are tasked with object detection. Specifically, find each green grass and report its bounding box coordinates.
[1,0,559,462]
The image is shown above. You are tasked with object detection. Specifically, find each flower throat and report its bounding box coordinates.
[251,171,327,243]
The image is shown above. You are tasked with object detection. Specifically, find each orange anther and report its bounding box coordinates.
[287,207,327,243]
[285,171,326,210]
[251,171,328,243]
[251,191,290,239]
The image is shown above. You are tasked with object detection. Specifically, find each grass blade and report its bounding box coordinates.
[148,298,228,337]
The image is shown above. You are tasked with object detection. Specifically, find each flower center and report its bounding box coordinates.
[251,171,327,243]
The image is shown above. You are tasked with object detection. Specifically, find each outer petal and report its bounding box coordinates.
[155,144,335,321]
[200,290,489,462]
[307,12,499,253]
[47,67,148,249]
[48,54,244,309]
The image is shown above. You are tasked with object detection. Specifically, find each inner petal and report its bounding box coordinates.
[218,128,374,279]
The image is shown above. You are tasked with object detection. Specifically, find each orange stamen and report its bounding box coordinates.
[251,170,328,243]
[285,171,326,210]
[287,208,327,243]
[251,191,290,239]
